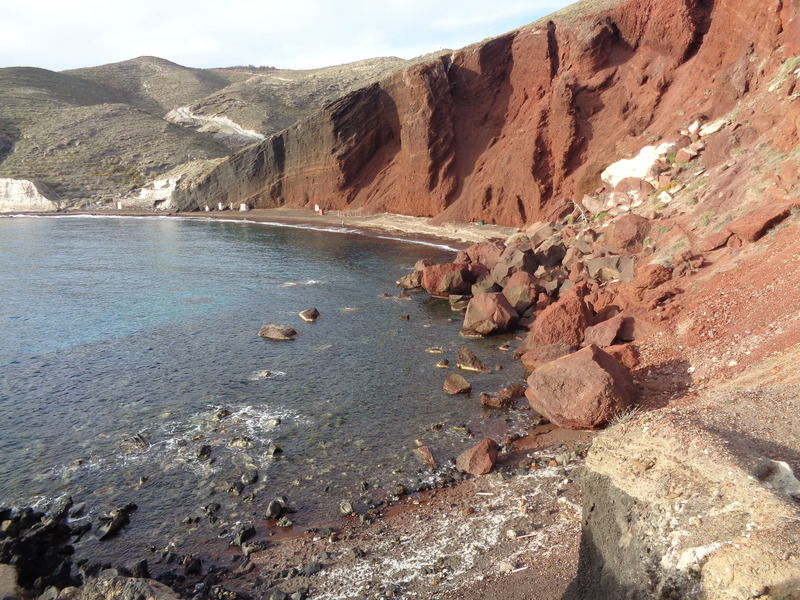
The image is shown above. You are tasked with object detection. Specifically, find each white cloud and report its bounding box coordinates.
[0,0,574,71]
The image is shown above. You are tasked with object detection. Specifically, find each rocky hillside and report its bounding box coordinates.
[0,55,438,205]
[173,0,799,229]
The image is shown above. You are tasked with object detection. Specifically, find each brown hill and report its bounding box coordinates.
[0,55,437,203]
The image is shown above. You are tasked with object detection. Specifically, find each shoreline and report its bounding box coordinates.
[2,206,519,250]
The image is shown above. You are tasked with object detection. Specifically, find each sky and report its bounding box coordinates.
[0,0,574,71]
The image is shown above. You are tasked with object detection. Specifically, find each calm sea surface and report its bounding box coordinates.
[0,216,527,563]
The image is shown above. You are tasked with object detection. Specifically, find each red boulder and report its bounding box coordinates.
[521,286,592,349]
[525,345,637,430]
[455,439,499,475]
[422,263,472,298]
[462,293,518,336]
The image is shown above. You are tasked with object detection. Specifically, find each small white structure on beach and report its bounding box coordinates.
[239,204,249,212]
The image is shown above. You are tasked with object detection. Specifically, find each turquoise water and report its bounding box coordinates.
[0,216,527,563]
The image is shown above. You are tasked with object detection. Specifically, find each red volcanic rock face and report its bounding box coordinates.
[455,438,499,475]
[422,263,472,297]
[525,345,637,430]
[174,0,796,231]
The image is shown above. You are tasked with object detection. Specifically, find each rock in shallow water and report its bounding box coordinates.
[443,373,471,395]
[298,308,320,323]
[258,324,297,341]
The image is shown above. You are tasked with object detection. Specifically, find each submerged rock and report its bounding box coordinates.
[298,308,320,322]
[97,503,137,541]
[258,324,297,341]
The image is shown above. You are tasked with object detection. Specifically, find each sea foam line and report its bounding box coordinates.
[3,214,459,251]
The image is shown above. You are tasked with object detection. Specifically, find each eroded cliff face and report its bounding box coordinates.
[173,0,800,226]
[0,178,59,212]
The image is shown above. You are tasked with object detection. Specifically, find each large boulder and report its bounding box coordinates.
[502,271,542,314]
[455,439,499,475]
[422,263,472,297]
[607,214,651,254]
[462,293,518,336]
[455,239,506,270]
[521,286,592,350]
[490,246,538,286]
[397,270,423,290]
[525,345,637,430]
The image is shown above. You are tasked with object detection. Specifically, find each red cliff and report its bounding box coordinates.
[174,0,800,226]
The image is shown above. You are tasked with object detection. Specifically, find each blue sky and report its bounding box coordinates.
[0,0,574,71]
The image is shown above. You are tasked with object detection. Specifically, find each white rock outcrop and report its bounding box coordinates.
[0,178,59,213]
[600,142,677,189]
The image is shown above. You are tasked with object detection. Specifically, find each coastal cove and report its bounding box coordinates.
[0,215,532,568]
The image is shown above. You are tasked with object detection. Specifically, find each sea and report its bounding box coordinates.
[0,215,528,565]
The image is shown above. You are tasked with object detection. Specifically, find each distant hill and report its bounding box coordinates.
[0,53,444,204]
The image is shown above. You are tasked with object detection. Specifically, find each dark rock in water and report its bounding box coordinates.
[435,358,450,369]
[230,523,256,546]
[68,502,86,519]
[264,498,286,520]
[455,347,489,373]
[443,373,471,395]
[448,294,471,312]
[129,559,150,579]
[265,443,283,457]
[197,445,212,461]
[227,481,245,496]
[203,503,221,518]
[339,500,354,515]
[399,314,411,320]
[241,468,258,485]
[298,308,320,323]
[213,409,232,421]
[258,324,297,341]
[122,433,149,452]
[46,497,73,521]
[97,504,137,541]
[183,556,202,576]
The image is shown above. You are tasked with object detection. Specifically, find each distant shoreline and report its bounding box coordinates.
[2,206,517,250]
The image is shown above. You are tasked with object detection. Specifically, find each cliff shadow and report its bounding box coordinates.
[332,85,402,205]
[632,357,693,410]
[445,33,516,208]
